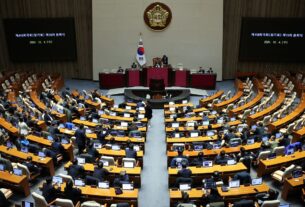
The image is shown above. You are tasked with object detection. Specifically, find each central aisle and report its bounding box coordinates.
[139,109,169,207]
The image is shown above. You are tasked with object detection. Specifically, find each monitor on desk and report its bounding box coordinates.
[121,122,128,127]
[179,183,191,191]
[38,151,46,158]
[139,107,145,111]
[194,144,203,151]
[204,180,216,189]
[172,123,179,128]
[286,148,294,155]
[0,164,5,171]
[98,110,104,115]
[186,122,195,127]
[227,159,236,165]
[77,157,86,165]
[217,119,224,124]
[92,119,98,123]
[80,116,86,121]
[13,168,23,176]
[52,176,63,184]
[112,145,121,150]
[247,138,255,145]
[110,112,117,116]
[230,117,236,121]
[122,183,134,190]
[276,132,282,138]
[93,143,102,149]
[207,130,215,136]
[190,132,199,137]
[138,114,145,119]
[202,121,209,126]
[174,133,180,138]
[123,161,135,168]
[229,180,240,188]
[98,181,110,189]
[22,201,34,207]
[251,125,257,131]
[203,160,213,167]
[74,179,85,187]
[251,177,262,186]
[47,135,54,141]
[124,113,131,118]
[21,147,28,153]
[6,141,13,148]
[292,169,302,178]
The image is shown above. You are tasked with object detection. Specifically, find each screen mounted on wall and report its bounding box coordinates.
[239,18,305,62]
[3,18,77,62]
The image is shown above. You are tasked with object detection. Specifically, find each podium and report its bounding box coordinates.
[126,69,141,87]
[99,73,126,89]
[143,67,170,87]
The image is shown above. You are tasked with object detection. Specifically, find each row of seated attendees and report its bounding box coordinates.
[165,73,305,207]
[0,71,151,206]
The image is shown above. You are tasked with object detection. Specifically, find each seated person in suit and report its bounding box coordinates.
[68,158,85,179]
[86,142,99,160]
[191,152,206,166]
[233,171,251,185]
[44,148,59,166]
[125,142,137,159]
[201,187,223,206]
[113,171,130,187]
[41,177,61,203]
[0,189,9,207]
[51,136,65,155]
[63,180,82,205]
[92,162,109,181]
[233,199,255,207]
[214,150,231,165]
[252,122,265,137]
[178,163,192,178]
[170,150,189,167]
[224,128,235,141]
[256,189,279,205]
[23,156,41,174]
[279,134,291,147]
[175,191,194,207]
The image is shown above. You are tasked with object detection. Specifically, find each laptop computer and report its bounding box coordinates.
[47,135,54,141]
[98,181,110,189]
[52,176,63,184]
[179,183,191,191]
[138,114,145,119]
[190,132,199,137]
[227,159,236,165]
[77,157,86,165]
[0,164,5,171]
[121,122,128,127]
[251,177,262,186]
[94,143,102,149]
[229,180,240,188]
[124,113,130,118]
[13,168,23,176]
[206,131,215,136]
[172,123,179,128]
[112,145,121,150]
[217,119,224,124]
[247,139,255,145]
[122,183,134,190]
[80,116,86,121]
[174,133,180,138]
[38,151,46,158]
[203,161,213,167]
[202,121,209,126]
[74,179,85,187]
[22,201,34,207]
[21,147,28,153]
[123,161,135,168]
[194,144,203,151]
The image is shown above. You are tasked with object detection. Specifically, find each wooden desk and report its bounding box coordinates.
[281,174,305,200]
[113,125,147,132]
[26,134,74,161]
[165,115,216,123]
[168,163,247,187]
[199,91,224,106]
[0,117,18,136]
[167,143,261,158]
[72,119,101,128]
[229,78,264,117]
[59,128,97,139]
[217,183,269,198]
[0,145,55,176]
[169,188,205,207]
[98,148,143,158]
[164,103,194,109]
[268,94,305,132]
[292,126,305,143]
[104,135,145,143]
[166,135,218,143]
[101,114,147,122]
[0,171,30,196]
[213,80,243,110]
[257,151,305,177]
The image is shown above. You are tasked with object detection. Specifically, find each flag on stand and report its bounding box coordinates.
[136,36,146,66]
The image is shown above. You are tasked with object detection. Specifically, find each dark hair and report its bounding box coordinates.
[64,179,73,192]
[220,150,225,157]
[46,177,52,184]
[98,161,104,168]
[26,156,32,162]
[198,152,204,157]
[72,158,78,165]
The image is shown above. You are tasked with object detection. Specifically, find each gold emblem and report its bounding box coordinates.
[144,2,172,31]
[147,4,169,27]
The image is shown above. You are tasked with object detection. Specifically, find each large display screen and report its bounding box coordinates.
[239,18,305,62]
[3,18,77,62]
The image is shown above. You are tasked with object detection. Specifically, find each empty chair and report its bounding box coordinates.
[262,115,271,126]
[81,201,102,207]
[293,119,303,131]
[0,188,13,199]
[279,123,295,134]
[15,73,20,80]
[262,76,268,84]
[238,109,251,120]
[5,80,10,87]
[222,103,234,113]
[122,158,136,168]
[32,192,49,207]
[254,151,271,166]
[79,154,94,163]
[226,90,231,99]
[58,173,74,184]
[271,164,295,183]
[260,200,281,207]
[220,94,226,101]
[207,99,218,108]
[2,83,11,93]
[272,146,285,156]
[55,198,78,207]
[100,156,115,166]
[229,138,242,147]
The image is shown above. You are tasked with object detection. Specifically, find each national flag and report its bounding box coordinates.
[136,37,146,66]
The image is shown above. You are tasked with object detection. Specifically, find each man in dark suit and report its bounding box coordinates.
[41,177,60,203]
[233,199,255,207]
[279,134,291,147]
[125,142,137,159]
[0,190,9,207]
[178,163,192,178]
[68,159,85,179]
[233,171,252,185]
[23,156,41,174]
[75,124,87,154]
[214,150,229,165]
[86,142,99,160]
[114,171,130,187]
[51,136,64,155]
[224,128,235,141]
[170,150,189,167]
[43,110,53,124]
[253,122,265,136]
[92,162,109,181]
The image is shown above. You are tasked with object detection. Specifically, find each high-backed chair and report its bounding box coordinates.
[122,158,136,168]
[272,146,285,156]
[17,163,40,181]
[262,115,271,126]
[58,173,74,184]
[254,151,271,166]
[238,109,251,120]
[260,200,280,207]
[177,204,197,207]
[100,156,116,166]
[81,201,102,207]
[0,188,13,199]
[55,198,79,207]
[271,164,295,183]
[32,192,49,207]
